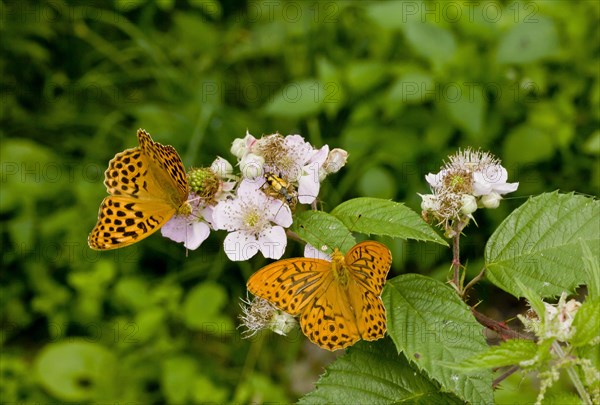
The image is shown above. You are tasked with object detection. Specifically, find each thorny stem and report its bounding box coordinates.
[552,341,592,405]
[462,268,486,298]
[492,365,520,389]
[470,308,530,341]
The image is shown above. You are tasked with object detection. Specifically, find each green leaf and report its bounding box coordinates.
[364,1,407,31]
[161,356,198,404]
[386,71,435,104]
[331,197,447,245]
[581,241,600,299]
[571,297,600,347]
[445,83,486,138]
[449,339,538,371]
[34,341,117,401]
[485,192,600,298]
[497,17,559,64]
[403,21,456,68]
[503,125,554,165]
[263,79,325,118]
[290,210,356,255]
[515,280,547,323]
[298,339,462,405]
[382,274,493,404]
[182,282,233,332]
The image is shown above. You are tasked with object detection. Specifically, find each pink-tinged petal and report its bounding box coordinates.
[223,231,259,261]
[161,215,210,250]
[309,145,329,167]
[258,226,287,259]
[238,178,264,198]
[425,171,445,189]
[304,243,331,261]
[298,171,319,204]
[267,198,293,227]
[184,221,211,250]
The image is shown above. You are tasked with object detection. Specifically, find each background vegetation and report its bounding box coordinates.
[1,0,598,403]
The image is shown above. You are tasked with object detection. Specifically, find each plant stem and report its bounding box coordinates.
[452,230,461,290]
[492,365,520,389]
[552,341,592,405]
[470,308,530,340]
[462,268,486,298]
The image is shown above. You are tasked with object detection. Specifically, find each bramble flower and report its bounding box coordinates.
[518,292,582,342]
[212,179,292,261]
[228,132,347,209]
[161,198,213,250]
[239,295,297,337]
[420,148,518,235]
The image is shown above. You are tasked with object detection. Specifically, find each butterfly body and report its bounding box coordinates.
[88,129,189,250]
[247,241,391,351]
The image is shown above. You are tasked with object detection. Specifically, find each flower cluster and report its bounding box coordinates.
[161,131,348,260]
[420,148,518,236]
[238,295,297,338]
[518,292,582,342]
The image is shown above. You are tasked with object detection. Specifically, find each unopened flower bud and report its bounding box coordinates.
[481,192,502,209]
[323,148,348,175]
[419,194,438,211]
[230,138,246,159]
[460,194,478,215]
[240,153,264,179]
[210,156,234,177]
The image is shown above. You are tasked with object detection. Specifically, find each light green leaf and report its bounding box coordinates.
[581,241,600,299]
[299,339,462,405]
[497,17,559,64]
[364,1,407,31]
[448,339,538,371]
[331,197,447,245]
[182,282,233,332]
[445,83,486,138]
[191,375,228,403]
[515,280,546,323]
[503,125,554,165]
[34,341,117,401]
[485,192,599,298]
[263,79,325,118]
[161,356,198,404]
[290,211,355,255]
[571,298,600,347]
[387,72,435,104]
[403,21,456,68]
[382,274,493,404]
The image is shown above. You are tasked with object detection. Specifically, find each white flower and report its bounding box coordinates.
[298,145,329,204]
[473,165,519,196]
[231,131,258,159]
[419,193,439,211]
[212,179,292,261]
[240,153,265,179]
[239,295,297,337]
[161,198,213,250]
[210,156,234,178]
[425,170,447,190]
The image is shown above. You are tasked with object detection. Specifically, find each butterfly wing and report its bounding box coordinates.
[88,129,188,250]
[247,258,362,351]
[345,241,392,342]
[88,195,178,250]
[137,129,188,201]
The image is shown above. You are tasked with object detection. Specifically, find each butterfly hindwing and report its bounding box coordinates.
[88,195,177,250]
[346,241,392,295]
[247,258,331,315]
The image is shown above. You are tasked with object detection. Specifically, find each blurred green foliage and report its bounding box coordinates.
[1,0,598,403]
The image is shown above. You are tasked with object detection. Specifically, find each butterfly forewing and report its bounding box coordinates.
[88,129,188,250]
[345,241,392,295]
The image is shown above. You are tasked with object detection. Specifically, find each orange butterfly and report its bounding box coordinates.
[247,241,392,351]
[88,129,189,250]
